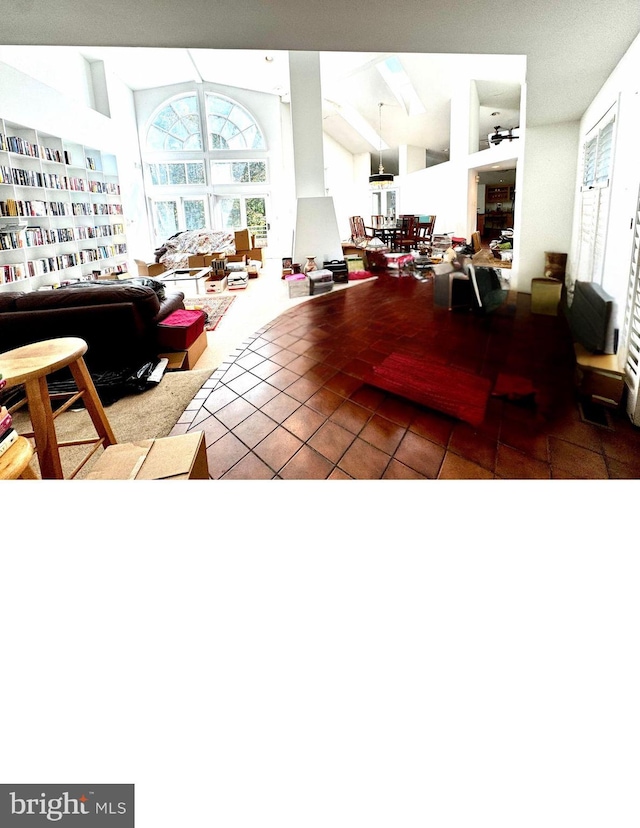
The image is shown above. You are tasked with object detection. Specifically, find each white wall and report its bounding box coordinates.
[517,121,580,293]
[0,46,96,111]
[323,133,357,241]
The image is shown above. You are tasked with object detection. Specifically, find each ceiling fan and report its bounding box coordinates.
[490,125,520,145]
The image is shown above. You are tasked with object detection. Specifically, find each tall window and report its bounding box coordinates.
[143,91,269,245]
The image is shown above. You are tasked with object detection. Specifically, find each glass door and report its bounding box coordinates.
[214,194,269,247]
[372,188,398,222]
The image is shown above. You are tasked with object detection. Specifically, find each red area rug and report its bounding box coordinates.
[367,352,492,427]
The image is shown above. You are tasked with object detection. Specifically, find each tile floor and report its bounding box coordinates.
[169,269,640,479]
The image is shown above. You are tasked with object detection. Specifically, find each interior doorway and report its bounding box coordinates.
[475,166,516,244]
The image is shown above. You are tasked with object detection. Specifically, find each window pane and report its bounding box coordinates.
[219,198,241,230]
[155,201,178,240]
[184,200,206,230]
[210,133,229,149]
[232,162,249,182]
[204,93,264,150]
[169,163,187,185]
[208,96,233,117]
[158,164,168,185]
[184,134,203,150]
[221,120,240,140]
[249,161,266,182]
[146,95,202,151]
[155,108,179,132]
[211,162,232,183]
[227,133,247,150]
[147,126,166,150]
[186,162,205,184]
[148,164,159,185]
[246,197,266,240]
[173,95,198,116]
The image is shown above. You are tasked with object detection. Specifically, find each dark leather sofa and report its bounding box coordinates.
[0,280,185,372]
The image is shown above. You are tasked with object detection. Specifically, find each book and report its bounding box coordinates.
[0,406,12,437]
[0,428,18,458]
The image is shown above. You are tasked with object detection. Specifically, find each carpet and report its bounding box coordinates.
[366,352,492,427]
[10,368,212,479]
[183,294,235,331]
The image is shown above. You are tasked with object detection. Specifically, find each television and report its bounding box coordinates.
[567,280,618,354]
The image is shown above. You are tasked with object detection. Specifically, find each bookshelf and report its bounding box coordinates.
[0,118,128,291]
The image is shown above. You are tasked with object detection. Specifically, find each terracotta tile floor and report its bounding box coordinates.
[169,271,640,479]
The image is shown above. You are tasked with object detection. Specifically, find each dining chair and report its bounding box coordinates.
[370,215,385,229]
[349,216,374,245]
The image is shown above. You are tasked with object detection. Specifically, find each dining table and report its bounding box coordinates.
[368,221,403,251]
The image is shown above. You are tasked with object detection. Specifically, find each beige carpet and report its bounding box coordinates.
[11,368,212,479]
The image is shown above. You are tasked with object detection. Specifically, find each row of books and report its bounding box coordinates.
[0,199,124,217]
[1,199,70,217]
[24,245,127,274]
[0,133,72,165]
[1,263,27,283]
[16,224,127,247]
[0,375,19,459]
[0,231,23,250]
[0,166,121,195]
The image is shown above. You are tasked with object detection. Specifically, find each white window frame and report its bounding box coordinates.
[575,105,617,288]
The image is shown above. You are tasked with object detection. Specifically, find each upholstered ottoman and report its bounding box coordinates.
[156,308,206,350]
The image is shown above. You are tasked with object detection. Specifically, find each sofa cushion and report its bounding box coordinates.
[14,283,161,321]
[0,292,24,312]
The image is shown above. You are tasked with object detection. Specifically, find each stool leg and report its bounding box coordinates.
[68,356,117,447]
[25,375,64,479]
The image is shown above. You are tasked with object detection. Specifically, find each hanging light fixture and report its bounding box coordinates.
[369,102,394,188]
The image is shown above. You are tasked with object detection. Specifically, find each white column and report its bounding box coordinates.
[288,51,343,266]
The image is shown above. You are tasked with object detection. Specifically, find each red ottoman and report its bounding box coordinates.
[157,309,206,350]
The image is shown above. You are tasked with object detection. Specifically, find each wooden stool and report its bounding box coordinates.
[0,337,117,479]
[0,435,38,480]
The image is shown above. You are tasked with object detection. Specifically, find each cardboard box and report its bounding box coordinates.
[184,329,207,368]
[346,255,365,272]
[86,432,209,480]
[248,247,264,263]
[158,329,208,371]
[227,254,247,264]
[234,229,251,251]
[574,343,625,407]
[204,274,228,293]
[531,277,562,315]
[285,274,309,298]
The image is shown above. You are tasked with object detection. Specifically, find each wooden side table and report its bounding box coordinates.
[0,337,117,479]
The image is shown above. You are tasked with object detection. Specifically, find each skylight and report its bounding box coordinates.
[377,56,426,117]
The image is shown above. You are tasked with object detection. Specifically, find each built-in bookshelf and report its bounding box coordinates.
[0,118,128,291]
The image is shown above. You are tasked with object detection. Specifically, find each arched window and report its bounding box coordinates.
[146,94,203,151]
[205,94,265,150]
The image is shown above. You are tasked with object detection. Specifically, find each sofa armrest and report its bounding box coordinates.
[154,291,185,324]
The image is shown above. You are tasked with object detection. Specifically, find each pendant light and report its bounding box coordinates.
[369,102,394,188]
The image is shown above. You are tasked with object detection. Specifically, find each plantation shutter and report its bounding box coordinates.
[577,110,616,286]
[622,184,640,424]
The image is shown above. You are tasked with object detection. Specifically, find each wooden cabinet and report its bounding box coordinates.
[0,118,128,292]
